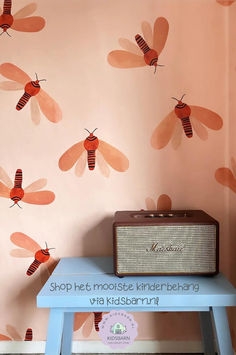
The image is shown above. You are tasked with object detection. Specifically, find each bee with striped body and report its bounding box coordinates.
[151,95,223,149]
[0,0,45,36]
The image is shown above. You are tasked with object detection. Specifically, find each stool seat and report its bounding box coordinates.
[37,256,236,355]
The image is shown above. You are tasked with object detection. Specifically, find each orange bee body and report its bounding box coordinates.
[16,78,42,110]
[151,94,223,150]
[24,328,33,341]
[0,0,45,36]
[94,312,103,331]
[83,131,99,170]
[27,245,51,276]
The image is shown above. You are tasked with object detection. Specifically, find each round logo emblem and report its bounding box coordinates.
[98,310,138,349]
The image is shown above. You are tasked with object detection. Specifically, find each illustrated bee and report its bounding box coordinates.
[59,129,129,177]
[74,312,104,337]
[145,194,172,210]
[107,17,169,73]
[0,325,32,341]
[215,157,236,193]
[0,167,55,208]
[0,0,45,36]
[151,95,223,149]
[10,232,57,277]
[0,63,62,125]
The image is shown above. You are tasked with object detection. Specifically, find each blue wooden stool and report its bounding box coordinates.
[37,256,236,355]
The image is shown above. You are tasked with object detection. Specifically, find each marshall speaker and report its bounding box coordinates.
[113,210,219,276]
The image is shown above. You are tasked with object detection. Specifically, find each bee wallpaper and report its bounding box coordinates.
[0,0,236,353]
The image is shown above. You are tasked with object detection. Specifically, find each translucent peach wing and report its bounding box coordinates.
[231,157,236,177]
[171,120,183,149]
[74,313,91,332]
[153,17,169,55]
[107,50,145,68]
[215,168,236,193]
[11,17,45,32]
[0,81,23,90]
[30,97,41,125]
[145,197,156,210]
[59,141,85,171]
[191,117,208,140]
[22,191,55,205]
[0,63,30,85]
[98,140,129,172]
[10,249,33,257]
[157,194,172,210]
[75,150,87,177]
[24,178,47,193]
[13,3,37,19]
[216,0,235,5]
[118,38,140,55]
[0,334,11,341]
[10,232,40,253]
[0,182,10,198]
[0,167,13,188]
[82,314,94,338]
[36,89,62,123]
[141,21,153,47]
[151,111,177,149]
[6,325,21,341]
[190,106,223,130]
[97,150,110,177]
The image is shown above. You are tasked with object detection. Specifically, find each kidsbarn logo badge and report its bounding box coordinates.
[98,310,138,349]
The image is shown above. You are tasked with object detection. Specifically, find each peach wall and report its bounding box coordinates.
[0,0,235,347]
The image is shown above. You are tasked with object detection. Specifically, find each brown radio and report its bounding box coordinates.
[113,210,219,276]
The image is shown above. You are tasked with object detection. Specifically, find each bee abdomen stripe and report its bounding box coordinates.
[11,196,21,202]
[94,312,102,331]
[24,329,33,341]
[16,92,31,110]
[181,117,193,137]
[3,0,11,14]
[27,259,41,276]
[88,150,95,170]
[14,170,22,188]
[135,35,150,54]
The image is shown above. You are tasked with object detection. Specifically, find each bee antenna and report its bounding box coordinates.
[9,202,22,209]
[92,128,98,133]
[171,97,179,102]
[35,73,39,81]
[154,66,157,74]
[180,94,186,101]
[45,241,48,249]
[85,128,90,134]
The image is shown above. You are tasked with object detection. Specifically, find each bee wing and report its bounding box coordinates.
[0,334,12,341]
[0,63,30,85]
[118,38,141,55]
[191,117,208,140]
[13,3,37,19]
[59,141,85,171]
[153,17,169,55]
[36,89,62,123]
[6,325,22,341]
[24,178,47,193]
[107,50,145,68]
[74,313,91,331]
[215,167,236,193]
[157,194,172,210]
[216,0,235,5]
[145,197,156,210]
[231,157,236,177]
[97,150,110,177]
[22,191,55,205]
[10,249,33,257]
[141,21,153,47]
[0,167,13,188]
[75,150,87,177]
[82,313,94,338]
[30,96,41,125]
[11,17,45,32]
[171,120,183,149]
[10,232,40,253]
[98,140,129,172]
[190,106,223,130]
[151,111,177,149]
[0,81,24,90]
[0,181,10,198]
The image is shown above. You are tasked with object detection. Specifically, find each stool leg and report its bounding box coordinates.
[61,312,74,355]
[211,307,234,355]
[199,311,216,355]
[45,309,64,355]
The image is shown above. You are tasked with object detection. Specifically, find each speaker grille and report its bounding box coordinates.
[115,225,217,274]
